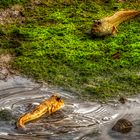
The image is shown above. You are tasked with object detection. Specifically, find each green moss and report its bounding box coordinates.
[0,0,140,100]
[0,0,27,8]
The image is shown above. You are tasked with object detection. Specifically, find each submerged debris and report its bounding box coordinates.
[119,97,127,104]
[112,118,133,133]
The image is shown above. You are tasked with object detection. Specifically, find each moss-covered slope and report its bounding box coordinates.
[0,0,140,100]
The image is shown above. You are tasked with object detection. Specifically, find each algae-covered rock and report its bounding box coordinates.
[112,118,133,133]
[0,109,15,121]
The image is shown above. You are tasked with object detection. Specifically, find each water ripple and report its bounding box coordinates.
[0,76,140,140]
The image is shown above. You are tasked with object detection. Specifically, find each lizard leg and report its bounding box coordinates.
[112,26,118,35]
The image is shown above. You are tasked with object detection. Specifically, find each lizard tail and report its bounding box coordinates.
[108,10,140,26]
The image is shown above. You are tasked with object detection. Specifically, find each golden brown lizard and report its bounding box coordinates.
[16,95,64,128]
[87,10,140,37]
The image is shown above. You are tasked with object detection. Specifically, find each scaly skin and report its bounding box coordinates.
[90,10,140,37]
[16,95,64,128]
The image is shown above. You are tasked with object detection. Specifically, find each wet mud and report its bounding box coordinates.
[0,76,140,140]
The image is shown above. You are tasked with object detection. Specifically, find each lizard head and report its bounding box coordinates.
[49,95,64,112]
[90,19,114,37]
[85,20,106,37]
[90,20,105,37]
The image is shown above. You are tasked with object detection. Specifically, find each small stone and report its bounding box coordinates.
[112,118,133,133]
[34,0,42,5]
[119,97,127,104]
[102,117,110,121]
[0,109,15,121]
[118,0,127,2]
[0,72,7,80]
[96,120,101,124]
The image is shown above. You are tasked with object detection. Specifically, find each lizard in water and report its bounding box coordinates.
[87,10,140,37]
[16,95,64,128]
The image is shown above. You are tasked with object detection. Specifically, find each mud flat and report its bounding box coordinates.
[0,76,140,140]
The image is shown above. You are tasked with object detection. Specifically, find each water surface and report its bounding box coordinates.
[0,76,140,140]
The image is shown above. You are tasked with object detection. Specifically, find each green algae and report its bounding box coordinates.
[0,0,140,100]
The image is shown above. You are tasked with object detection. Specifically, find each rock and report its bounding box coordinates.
[119,97,127,104]
[102,117,110,121]
[0,72,7,80]
[112,118,133,133]
[33,0,43,5]
[0,109,15,121]
[118,0,127,2]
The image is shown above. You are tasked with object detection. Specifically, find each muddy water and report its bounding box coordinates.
[0,76,140,140]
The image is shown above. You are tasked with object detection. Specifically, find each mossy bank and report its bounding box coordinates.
[0,0,140,100]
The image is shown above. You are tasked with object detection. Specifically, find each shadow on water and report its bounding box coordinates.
[0,76,140,140]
